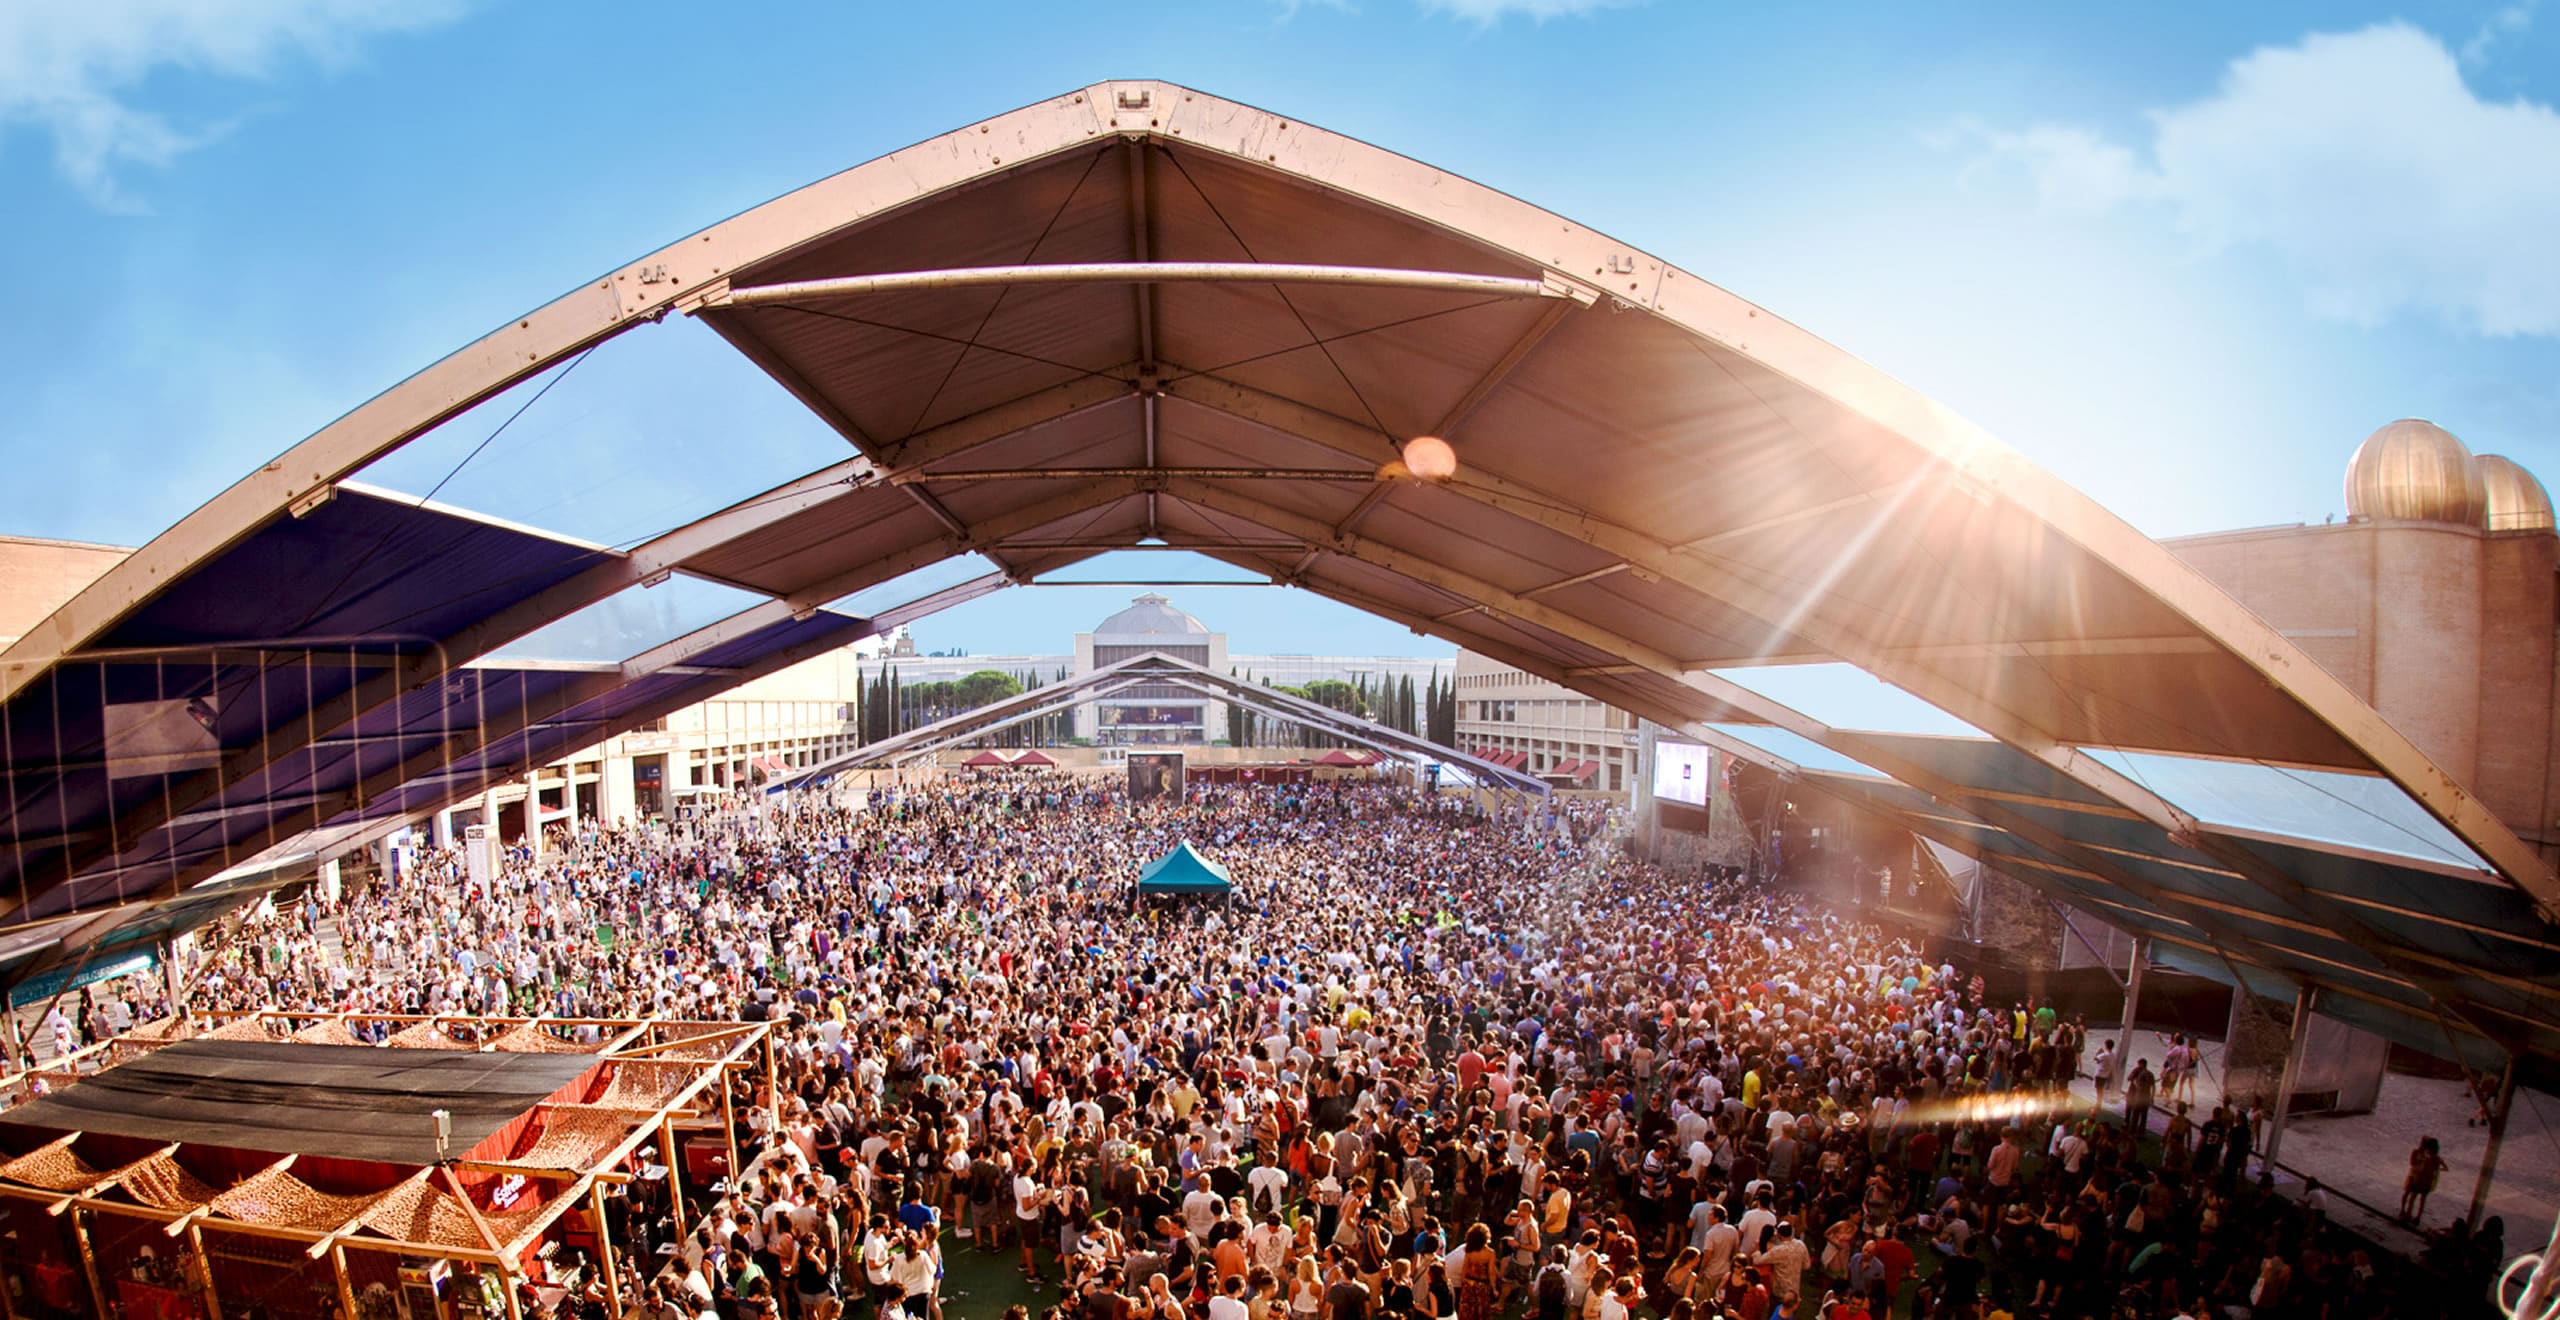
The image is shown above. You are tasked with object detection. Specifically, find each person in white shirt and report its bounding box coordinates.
[1248,1213,1295,1274]
[1013,1164,1046,1278]
[1207,1275,1252,1320]
[1737,1197,1778,1258]
[1247,1160,1291,1215]
[1595,1275,1639,1320]
[895,1231,940,1319]
[1183,1184,1223,1244]
[1694,1203,1740,1301]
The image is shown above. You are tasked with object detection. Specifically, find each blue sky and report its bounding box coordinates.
[4,0,2556,664]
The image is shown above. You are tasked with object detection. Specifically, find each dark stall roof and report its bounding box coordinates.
[6,1039,600,1165]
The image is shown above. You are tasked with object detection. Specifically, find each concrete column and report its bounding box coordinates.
[602,753,638,826]
[2467,1058,2517,1229]
[1635,720,1658,860]
[2112,937,2148,1089]
[526,772,547,857]
[2263,985,2315,1171]
[163,938,188,1026]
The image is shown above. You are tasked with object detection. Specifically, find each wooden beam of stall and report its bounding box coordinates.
[68,1202,108,1320]
[578,1030,762,1179]
[599,1020,655,1055]
[305,1166,430,1260]
[659,1119,686,1229]
[454,1160,633,1185]
[200,1211,504,1263]
[164,1155,294,1238]
[592,1179,625,1317]
[611,1024,758,1059]
[50,1142,181,1215]
[331,1242,360,1320]
[763,1024,781,1129]
[474,1171,597,1263]
[443,1164,509,1262]
[188,1219,225,1320]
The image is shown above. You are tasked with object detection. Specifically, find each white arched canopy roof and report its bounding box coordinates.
[2,80,2553,1077]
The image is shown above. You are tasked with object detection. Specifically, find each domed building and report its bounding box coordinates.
[2343,418,2488,525]
[2478,454,2556,532]
[1075,594,1229,745]
[2163,420,2557,866]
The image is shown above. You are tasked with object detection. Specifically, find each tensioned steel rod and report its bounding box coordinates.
[723,262,1560,306]
[892,466,1378,485]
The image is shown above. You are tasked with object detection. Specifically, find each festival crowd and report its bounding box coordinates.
[37,776,2514,1320]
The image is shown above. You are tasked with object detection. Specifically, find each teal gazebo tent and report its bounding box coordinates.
[1136,841,1233,899]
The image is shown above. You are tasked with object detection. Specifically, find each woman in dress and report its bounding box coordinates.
[1456,1223,1500,1320]
[2399,1136,2446,1225]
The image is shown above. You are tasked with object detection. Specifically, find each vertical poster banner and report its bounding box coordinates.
[1128,751,1185,802]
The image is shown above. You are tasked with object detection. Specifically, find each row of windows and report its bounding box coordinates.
[695,698,857,730]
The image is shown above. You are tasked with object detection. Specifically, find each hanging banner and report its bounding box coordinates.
[10,948,157,1006]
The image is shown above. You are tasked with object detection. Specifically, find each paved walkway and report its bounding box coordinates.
[2076,1029,2559,1258]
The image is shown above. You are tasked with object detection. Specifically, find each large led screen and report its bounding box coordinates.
[1652,740,1714,807]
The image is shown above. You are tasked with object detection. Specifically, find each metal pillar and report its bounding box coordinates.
[2113,937,2148,1088]
[2467,1058,2518,1229]
[2262,985,2315,1171]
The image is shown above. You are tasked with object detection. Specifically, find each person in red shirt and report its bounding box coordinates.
[1903,1127,1941,1203]
[1822,1290,1873,1320]
[1870,1237,1913,1302]
[1731,1264,1773,1320]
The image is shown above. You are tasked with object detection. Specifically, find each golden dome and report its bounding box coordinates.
[2476,454,2555,532]
[2344,419,2486,525]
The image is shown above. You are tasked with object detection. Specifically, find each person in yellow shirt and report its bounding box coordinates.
[1541,1176,1573,1237]
[1741,1068,1763,1110]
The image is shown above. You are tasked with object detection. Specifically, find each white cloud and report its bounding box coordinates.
[1415,0,1636,22]
[1968,24,2560,336]
[0,0,467,210]
[2460,0,2538,67]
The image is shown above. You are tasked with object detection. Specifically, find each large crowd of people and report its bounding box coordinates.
[30,775,2516,1320]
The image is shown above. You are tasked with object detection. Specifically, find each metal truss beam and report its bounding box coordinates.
[713,262,1565,308]
[1170,485,2531,1053]
[779,649,1539,792]
[776,480,1139,612]
[38,461,901,898]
